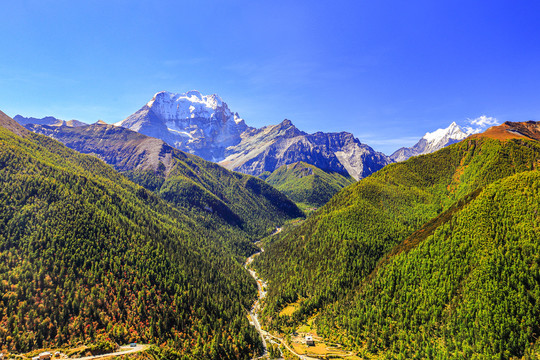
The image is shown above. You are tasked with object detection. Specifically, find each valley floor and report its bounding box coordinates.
[245,233,360,360]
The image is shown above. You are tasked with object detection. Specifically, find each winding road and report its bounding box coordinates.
[75,344,149,360]
[245,248,268,358]
[245,228,314,360]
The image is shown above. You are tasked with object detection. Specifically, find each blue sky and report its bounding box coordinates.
[1,0,539,154]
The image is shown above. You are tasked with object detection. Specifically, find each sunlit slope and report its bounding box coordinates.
[26,122,303,237]
[255,134,540,322]
[264,161,355,208]
[319,169,540,359]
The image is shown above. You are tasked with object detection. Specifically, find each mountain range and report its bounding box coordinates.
[7,90,540,359]
[14,114,88,128]
[16,98,478,179]
[14,94,495,217]
[115,91,391,180]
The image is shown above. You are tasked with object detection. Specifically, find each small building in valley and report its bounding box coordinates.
[305,335,315,346]
[39,352,51,360]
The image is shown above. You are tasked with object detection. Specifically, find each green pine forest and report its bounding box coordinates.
[253,136,540,358]
[320,169,540,359]
[0,115,269,358]
[263,161,355,210]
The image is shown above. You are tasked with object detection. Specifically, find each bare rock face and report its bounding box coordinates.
[115,90,250,161]
[220,119,391,180]
[116,90,391,180]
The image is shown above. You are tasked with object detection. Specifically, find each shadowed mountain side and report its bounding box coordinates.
[26,122,303,236]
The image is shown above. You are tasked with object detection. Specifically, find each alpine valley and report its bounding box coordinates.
[4,90,540,360]
[253,120,540,359]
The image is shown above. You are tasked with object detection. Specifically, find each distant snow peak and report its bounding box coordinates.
[146,90,231,122]
[115,90,250,161]
[390,121,469,162]
[423,121,467,143]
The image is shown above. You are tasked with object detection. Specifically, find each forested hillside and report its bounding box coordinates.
[263,161,355,209]
[319,170,540,359]
[254,133,540,346]
[25,122,303,237]
[0,112,262,358]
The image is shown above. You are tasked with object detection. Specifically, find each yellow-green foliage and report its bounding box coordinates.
[320,170,540,359]
[254,137,540,358]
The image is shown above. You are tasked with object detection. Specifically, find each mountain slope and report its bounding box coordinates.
[254,125,540,337]
[319,169,540,358]
[264,161,355,209]
[0,111,261,358]
[390,122,468,162]
[220,119,391,180]
[469,120,540,141]
[25,122,303,237]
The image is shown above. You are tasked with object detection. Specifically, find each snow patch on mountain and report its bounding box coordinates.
[114,90,250,161]
[145,90,229,121]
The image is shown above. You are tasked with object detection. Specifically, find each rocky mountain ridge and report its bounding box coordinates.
[220,119,391,180]
[23,121,303,235]
[14,114,88,128]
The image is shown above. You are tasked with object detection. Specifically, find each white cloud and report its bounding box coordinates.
[464,115,499,134]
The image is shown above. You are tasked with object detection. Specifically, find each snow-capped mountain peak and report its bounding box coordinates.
[116,90,391,179]
[423,121,467,144]
[115,90,250,161]
[145,90,231,122]
[390,122,469,162]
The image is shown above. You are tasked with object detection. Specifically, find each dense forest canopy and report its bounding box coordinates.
[25,122,304,238]
[254,135,540,358]
[0,113,264,359]
[263,161,355,209]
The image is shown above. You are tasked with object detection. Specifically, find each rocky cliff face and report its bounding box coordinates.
[220,119,391,180]
[390,122,469,162]
[115,90,250,161]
